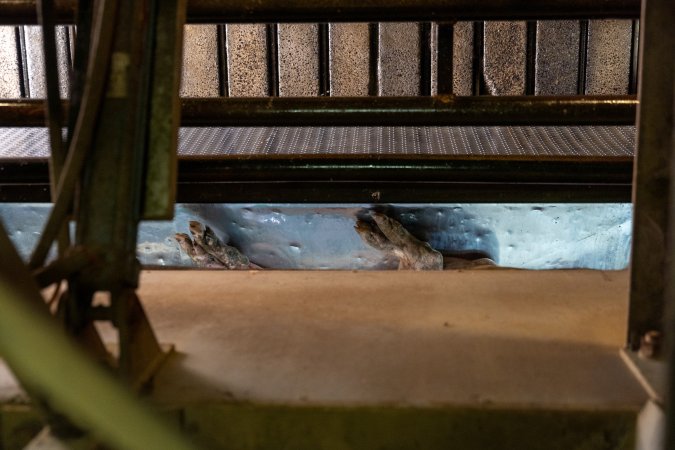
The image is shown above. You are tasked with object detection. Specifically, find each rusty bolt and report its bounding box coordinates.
[638,330,663,359]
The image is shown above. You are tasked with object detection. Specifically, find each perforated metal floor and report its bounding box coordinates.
[0,126,635,159]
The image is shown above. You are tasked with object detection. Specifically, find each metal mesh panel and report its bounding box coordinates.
[0,126,634,159]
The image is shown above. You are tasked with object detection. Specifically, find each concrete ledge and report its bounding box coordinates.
[137,270,644,410]
[1,269,646,448]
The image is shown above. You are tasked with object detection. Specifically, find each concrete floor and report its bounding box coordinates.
[1,269,646,448]
[131,269,644,410]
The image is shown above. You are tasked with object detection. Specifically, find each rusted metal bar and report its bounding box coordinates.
[0,156,634,204]
[38,0,71,254]
[32,246,98,288]
[420,22,432,96]
[142,0,186,219]
[577,20,589,95]
[119,95,642,126]
[0,96,638,127]
[29,0,118,268]
[627,0,675,448]
[0,0,641,24]
[627,0,675,352]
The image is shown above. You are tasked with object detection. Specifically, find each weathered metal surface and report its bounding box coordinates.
[22,25,71,98]
[586,20,632,95]
[70,0,150,288]
[0,124,636,158]
[178,96,637,126]
[328,23,369,96]
[0,255,194,449]
[452,21,473,96]
[483,21,526,95]
[1,203,632,270]
[225,24,268,97]
[144,0,186,219]
[180,25,219,97]
[36,0,70,258]
[140,203,635,271]
[28,0,118,269]
[0,97,638,126]
[278,24,319,97]
[378,23,420,96]
[0,0,642,25]
[0,27,21,98]
[628,0,675,350]
[535,21,579,95]
[0,151,634,204]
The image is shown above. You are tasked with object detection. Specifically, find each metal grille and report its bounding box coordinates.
[0,126,634,159]
[1,19,637,100]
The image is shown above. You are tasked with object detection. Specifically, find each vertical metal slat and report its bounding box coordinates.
[368,22,378,96]
[265,23,279,97]
[471,21,484,95]
[436,22,454,95]
[419,22,432,96]
[628,0,675,351]
[15,26,29,98]
[318,23,330,96]
[628,19,639,95]
[525,21,536,95]
[577,20,589,95]
[216,24,229,96]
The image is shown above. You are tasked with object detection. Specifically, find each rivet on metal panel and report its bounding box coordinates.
[638,331,663,360]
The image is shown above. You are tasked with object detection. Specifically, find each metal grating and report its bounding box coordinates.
[0,126,635,159]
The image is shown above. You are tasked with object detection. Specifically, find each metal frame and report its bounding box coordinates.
[1,0,674,448]
[0,0,641,24]
[0,96,637,126]
[0,156,633,204]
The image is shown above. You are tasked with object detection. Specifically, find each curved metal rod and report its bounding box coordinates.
[0,276,194,450]
[37,0,70,253]
[29,0,118,268]
[36,0,65,169]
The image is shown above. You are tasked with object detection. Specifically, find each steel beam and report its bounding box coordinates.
[627,0,675,351]
[0,96,638,127]
[0,156,633,204]
[0,0,641,24]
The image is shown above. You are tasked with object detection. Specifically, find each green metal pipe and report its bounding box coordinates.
[0,276,195,450]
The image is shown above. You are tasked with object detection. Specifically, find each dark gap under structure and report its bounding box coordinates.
[265,23,279,97]
[577,20,589,95]
[368,23,379,96]
[472,21,485,96]
[436,22,454,95]
[216,25,229,97]
[525,21,536,95]
[318,23,330,96]
[420,22,432,96]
